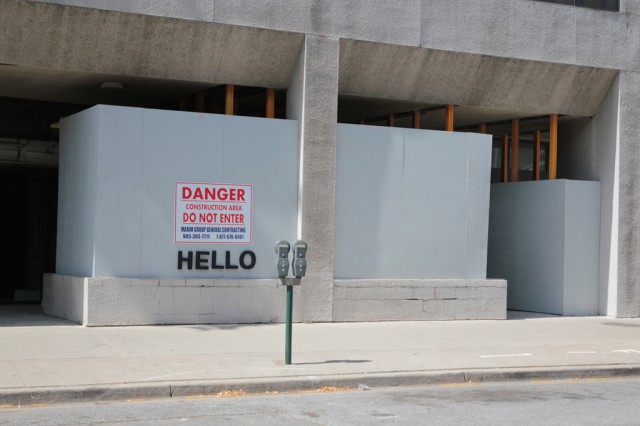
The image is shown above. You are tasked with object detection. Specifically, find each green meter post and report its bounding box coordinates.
[275,239,307,365]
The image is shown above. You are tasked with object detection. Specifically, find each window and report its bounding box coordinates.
[535,0,619,11]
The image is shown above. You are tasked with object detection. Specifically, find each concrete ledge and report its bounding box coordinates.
[42,274,85,325]
[43,274,301,326]
[333,279,507,321]
[43,275,506,325]
[86,277,302,326]
[2,365,639,406]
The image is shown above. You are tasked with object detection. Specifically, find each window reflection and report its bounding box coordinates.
[490,134,550,183]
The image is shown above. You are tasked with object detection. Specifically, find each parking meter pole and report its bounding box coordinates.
[276,239,306,366]
[285,284,293,365]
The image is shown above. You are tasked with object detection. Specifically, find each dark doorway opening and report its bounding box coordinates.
[0,167,57,304]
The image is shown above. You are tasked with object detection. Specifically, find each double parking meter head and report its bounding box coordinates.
[292,240,308,278]
[275,239,308,278]
[275,240,291,278]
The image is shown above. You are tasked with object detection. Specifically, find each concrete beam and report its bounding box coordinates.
[214,0,421,47]
[421,0,577,65]
[29,1,637,74]
[287,35,339,322]
[421,0,640,73]
[2,0,304,88]
[32,0,640,70]
[339,40,618,117]
[29,0,216,22]
[621,0,640,14]
[575,7,640,72]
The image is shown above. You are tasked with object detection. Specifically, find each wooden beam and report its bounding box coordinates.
[195,93,205,113]
[478,123,487,134]
[502,134,509,183]
[412,111,421,129]
[510,119,520,182]
[266,88,275,118]
[389,114,395,127]
[534,129,541,181]
[549,113,558,179]
[225,84,235,115]
[445,104,454,131]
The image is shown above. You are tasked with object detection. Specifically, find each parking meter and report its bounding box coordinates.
[292,240,308,278]
[275,240,291,278]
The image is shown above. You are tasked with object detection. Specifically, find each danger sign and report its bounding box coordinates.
[175,182,253,244]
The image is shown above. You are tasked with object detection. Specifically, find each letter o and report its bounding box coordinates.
[239,251,256,269]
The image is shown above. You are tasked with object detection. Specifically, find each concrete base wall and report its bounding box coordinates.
[43,274,507,325]
[333,279,507,321]
[42,274,86,324]
[43,274,302,326]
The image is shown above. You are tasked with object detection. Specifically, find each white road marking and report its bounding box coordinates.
[613,349,640,354]
[480,353,532,358]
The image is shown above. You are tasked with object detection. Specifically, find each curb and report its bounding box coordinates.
[2,365,640,406]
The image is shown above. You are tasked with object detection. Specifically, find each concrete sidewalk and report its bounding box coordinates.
[1,307,640,405]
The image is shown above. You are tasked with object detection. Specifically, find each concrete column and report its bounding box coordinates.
[286,35,339,322]
[616,70,640,317]
[621,0,640,14]
[558,75,627,317]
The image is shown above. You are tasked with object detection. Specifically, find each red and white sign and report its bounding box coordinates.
[174,182,252,244]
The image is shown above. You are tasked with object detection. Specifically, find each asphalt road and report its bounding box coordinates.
[2,377,640,425]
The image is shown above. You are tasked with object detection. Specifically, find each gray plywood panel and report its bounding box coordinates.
[335,124,491,279]
[94,107,144,277]
[58,105,299,279]
[488,180,600,315]
[564,181,601,315]
[334,125,404,278]
[57,108,100,277]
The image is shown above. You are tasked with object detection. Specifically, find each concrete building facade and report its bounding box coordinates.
[0,0,638,324]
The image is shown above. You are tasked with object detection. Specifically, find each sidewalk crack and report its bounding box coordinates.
[89,329,126,357]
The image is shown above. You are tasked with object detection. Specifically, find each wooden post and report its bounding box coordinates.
[413,111,421,129]
[479,123,487,134]
[510,119,520,182]
[225,84,235,115]
[502,134,509,183]
[445,104,454,131]
[195,93,205,113]
[549,113,558,179]
[266,88,275,118]
[389,114,395,127]
[534,130,541,181]
[178,98,188,111]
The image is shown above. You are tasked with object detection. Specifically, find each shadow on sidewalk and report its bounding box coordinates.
[294,359,372,365]
[507,310,562,320]
[0,305,77,327]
